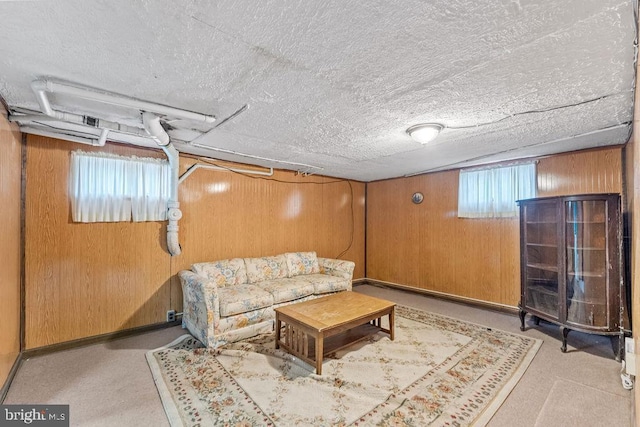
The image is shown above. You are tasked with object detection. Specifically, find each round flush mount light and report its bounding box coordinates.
[407,123,444,144]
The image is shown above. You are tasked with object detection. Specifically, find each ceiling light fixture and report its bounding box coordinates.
[407,123,443,144]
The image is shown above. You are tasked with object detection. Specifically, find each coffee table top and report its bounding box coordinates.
[274,291,395,332]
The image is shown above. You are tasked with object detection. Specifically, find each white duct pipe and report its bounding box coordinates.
[179,163,274,184]
[191,142,323,171]
[27,79,195,256]
[18,126,108,147]
[142,112,170,146]
[96,128,109,146]
[32,79,216,124]
[10,112,148,139]
[143,113,182,256]
[31,80,55,117]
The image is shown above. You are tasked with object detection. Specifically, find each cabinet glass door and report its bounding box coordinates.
[523,201,559,318]
[565,200,608,327]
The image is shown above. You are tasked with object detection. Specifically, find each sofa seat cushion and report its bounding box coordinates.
[244,255,289,283]
[303,273,351,294]
[285,251,320,277]
[215,307,275,335]
[218,284,274,317]
[255,277,315,304]
[192,258,247,288]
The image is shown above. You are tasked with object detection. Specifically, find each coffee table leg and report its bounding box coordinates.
[389,307,395,341]
[315,332,323,375]
[275,314,281,349]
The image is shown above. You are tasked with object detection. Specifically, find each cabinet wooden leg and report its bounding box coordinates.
[518,308,527,331]
[533,315,540,326]
[560,326,570,353]
[613,333,624,362]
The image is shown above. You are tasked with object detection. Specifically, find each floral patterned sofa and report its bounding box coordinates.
[178,251,355,348]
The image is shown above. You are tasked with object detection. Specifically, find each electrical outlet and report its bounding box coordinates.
[625,337,636,376]
[167,310,176,322]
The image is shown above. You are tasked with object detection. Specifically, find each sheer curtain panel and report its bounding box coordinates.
[69,151,171,223]
[458,162,536,218]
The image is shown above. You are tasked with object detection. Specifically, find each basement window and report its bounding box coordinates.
[69,150,171,223]
[458,162,536,218]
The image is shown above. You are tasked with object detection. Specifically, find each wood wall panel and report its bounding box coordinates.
[24,139,365,348]
[631,29,640,420]
[367,147,623,307]
[24,137,171,349]
[170,157,365,311]
[0,106,22,389]
[537,148,622,197]
[626,132,638,425]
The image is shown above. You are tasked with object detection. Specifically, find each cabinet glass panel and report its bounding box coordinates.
[524,201,558,317]
[565,200,608,327]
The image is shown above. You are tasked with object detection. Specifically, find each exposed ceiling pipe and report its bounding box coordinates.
[179,163,274,184]
[31,80,55,117]
[9,111,149,139]
[142,112,170,145]
[32,79,216,124]
[142,112,182,256]
[18,126,108,147]
[190,142,323,172]
[96,128,109,147]
[22,79,218,256]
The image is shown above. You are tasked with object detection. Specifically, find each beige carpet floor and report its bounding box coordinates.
[3,284,633,426]
[534,379,629,427]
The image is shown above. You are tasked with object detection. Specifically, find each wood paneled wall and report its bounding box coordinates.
[537,148,623,197]
[626,132,638,425]
[21,131,618,347]
[170,157,365,310]
[630,32,640,421]
[0,105,22,389]
[24,136,364,349]
[24,137,170,349]
[366,147,623,307]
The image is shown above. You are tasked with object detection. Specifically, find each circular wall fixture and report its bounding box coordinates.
[411,192,424,204]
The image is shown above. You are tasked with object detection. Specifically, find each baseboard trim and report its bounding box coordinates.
[359,279,519,315]
[16,278,515,359]
[352,278,367,286]
[22,320,182,359]
[1,352,23,403]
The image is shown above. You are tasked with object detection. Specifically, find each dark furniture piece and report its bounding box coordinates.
[518,193,625,359]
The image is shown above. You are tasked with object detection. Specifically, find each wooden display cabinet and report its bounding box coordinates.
[518,193,625,359]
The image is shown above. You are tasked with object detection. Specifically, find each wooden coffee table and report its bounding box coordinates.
[274,292,395,374]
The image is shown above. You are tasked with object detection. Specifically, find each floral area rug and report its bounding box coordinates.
[146,306,541,426]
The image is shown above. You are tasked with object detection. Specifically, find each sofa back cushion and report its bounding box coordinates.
[285,251,320,277]
[244,255,289,283]
[192,258,247,287]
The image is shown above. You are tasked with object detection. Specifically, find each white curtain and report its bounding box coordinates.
[69,151,171,223]
[458,162,536,218]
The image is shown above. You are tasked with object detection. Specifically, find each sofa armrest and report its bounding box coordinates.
[317,257,355,280]
[178,270,221,346]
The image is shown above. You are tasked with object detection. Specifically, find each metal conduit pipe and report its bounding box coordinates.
[143,112,182,256]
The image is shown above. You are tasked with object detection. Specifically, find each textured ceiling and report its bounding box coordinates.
[0,0,636,181]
